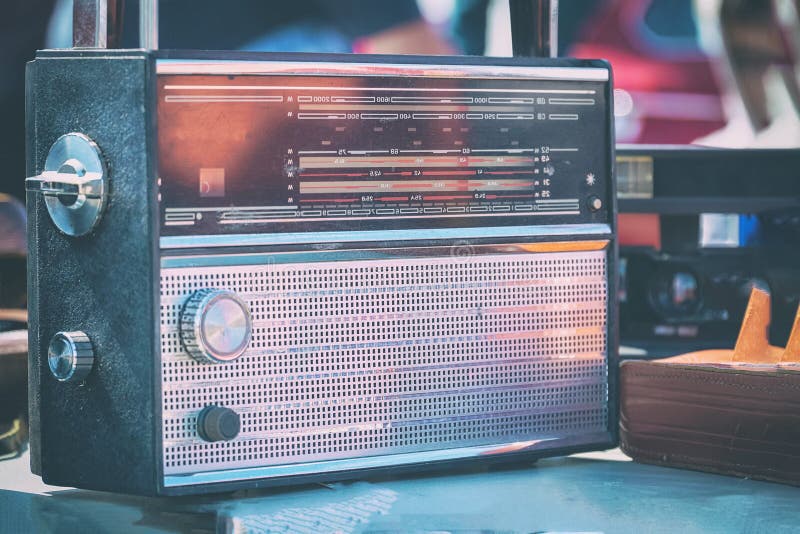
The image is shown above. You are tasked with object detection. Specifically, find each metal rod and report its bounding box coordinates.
[549,0,558,57]
[140,0,159,49]
[107,0,126,48]
[73,0,108,48]
[509,0,558,58]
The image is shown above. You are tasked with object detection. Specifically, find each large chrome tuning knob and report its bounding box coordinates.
[179,289,252,364]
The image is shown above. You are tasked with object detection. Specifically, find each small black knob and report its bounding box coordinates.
[197,405,240,442]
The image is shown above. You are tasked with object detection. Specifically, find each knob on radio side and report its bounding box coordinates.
[179,289,252,364]
[47,330,94,382]
[25,133,108,237]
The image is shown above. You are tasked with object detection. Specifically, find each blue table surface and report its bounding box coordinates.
[1,448,798,533]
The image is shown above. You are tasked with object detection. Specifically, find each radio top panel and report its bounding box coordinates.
[155,56,614,239]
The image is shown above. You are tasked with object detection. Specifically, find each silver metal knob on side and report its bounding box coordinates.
[25,133,108,237]
[180,289,252,364]
[47,331,94,382]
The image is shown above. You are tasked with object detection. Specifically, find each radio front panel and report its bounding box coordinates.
[154,59,615,490]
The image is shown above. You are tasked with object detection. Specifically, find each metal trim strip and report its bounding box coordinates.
[159,223,612,250]
[160,239,610,268]
[156,60,609,81]
[163,431,611,487]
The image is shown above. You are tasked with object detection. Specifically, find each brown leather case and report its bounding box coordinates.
[620,288,800,485]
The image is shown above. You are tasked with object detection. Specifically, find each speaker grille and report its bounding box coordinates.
[160,249,609,476]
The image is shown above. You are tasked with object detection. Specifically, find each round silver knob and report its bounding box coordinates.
[180,289,252,364]
[47,331,94,382]
[25,133,108,237]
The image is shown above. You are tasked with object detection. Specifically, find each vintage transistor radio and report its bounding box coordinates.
[25,1,617,495]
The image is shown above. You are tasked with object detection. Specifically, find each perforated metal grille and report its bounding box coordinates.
[160,249,609,476]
